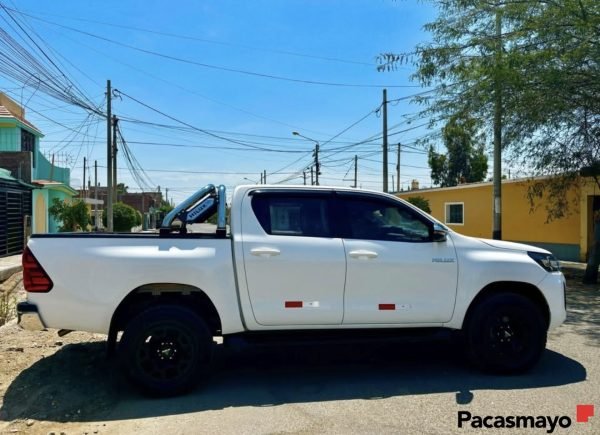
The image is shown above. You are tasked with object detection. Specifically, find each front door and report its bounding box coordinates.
[241,191,346,326]
[337,193,458,324]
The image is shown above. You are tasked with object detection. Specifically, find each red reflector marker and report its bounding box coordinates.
[379,303,396,310]
[285,301,303,308]
[22,247,53,293]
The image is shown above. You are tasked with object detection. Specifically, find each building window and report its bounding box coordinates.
[21,129,36,167]
[445,202,464,225]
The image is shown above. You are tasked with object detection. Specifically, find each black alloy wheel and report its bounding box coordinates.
[120,305,212,396]
[466,293,547,373]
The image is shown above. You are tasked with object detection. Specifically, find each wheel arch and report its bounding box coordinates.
[107,283,222,355]
[462,281,550,330]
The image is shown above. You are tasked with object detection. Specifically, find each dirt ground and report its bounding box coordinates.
[0,265,598,435]
[0,273,109,434]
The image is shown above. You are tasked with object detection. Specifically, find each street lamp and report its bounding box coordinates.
[292,131,320,186]
[243,177,259,184]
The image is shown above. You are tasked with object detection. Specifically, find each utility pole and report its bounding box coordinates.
[303,171,306,185]
[492,10,503,240]
[112,115,118,203]
[82,156,86,199]
[292,131,320,186]
[382,89,389,193]
[263,170,267,185]
[396,143,401,193]
[260,172,263,184]
[165,188,169,204]
[353,155,358,188]
[313,144,320,186]
[94,160,98,231]
[106,79,113,232]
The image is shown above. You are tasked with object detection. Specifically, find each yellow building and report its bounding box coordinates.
[397,177,599,262]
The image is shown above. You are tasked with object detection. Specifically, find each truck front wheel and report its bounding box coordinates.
[466,293,547,373]
[119,305,212,396]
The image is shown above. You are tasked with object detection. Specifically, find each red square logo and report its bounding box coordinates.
[576,404,594,423]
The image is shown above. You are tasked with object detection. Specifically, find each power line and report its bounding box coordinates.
[4,6,374,68]
[0,3,104,116]
[47,28,333,137]
[116,89,317,153]
[16,11,422,89]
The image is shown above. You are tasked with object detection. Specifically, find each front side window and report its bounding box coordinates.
[252,195,331,237]
[340,196,431,242]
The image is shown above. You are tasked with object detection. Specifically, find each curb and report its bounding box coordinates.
[0,265,22,282]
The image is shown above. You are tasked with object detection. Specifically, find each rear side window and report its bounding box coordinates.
[251,195,331,237]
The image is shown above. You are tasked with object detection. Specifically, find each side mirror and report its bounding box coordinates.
[432,223,448,242]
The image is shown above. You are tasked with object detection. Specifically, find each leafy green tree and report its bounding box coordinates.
[48,198,90,232]
[116,183,128,195]
[406,196,432,214]
[103,202,138,232]
[428,115,488,187]
[382,0,600,280]
[158,202,174,214]
[502,1,599,281]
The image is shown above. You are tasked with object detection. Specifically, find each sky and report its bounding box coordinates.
[0,0,443,204]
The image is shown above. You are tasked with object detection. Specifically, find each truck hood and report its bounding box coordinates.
[477,238,550,254]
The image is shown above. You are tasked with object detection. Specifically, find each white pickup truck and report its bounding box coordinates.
[18,184,567,396]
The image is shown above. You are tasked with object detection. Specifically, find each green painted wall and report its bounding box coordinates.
[34,152,70,185]
[0,125,19,151]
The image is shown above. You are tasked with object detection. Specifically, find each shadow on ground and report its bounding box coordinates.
[0,336,586,424]
[558,264,600,346]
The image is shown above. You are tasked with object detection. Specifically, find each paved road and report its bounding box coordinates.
[1,273,598,434]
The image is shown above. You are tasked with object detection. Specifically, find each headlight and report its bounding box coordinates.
[528,251,561,272]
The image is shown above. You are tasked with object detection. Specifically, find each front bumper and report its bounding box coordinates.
[538,272,567,331]
[17,302,46,331]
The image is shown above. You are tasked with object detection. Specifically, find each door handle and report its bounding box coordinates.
[250,247,281,257]
[349,250,378,260]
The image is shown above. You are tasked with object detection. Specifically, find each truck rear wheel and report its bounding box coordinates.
[119,305,212,396]
[466,293,547,373]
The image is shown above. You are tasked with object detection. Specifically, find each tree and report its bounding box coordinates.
[428,115,488,187]
[503,1,599,281]
[158,202,174,214]
[48,198,90,232]
[116,183,128,195]
[406,196,432,213]
[380,0,530,240]
[381,0,600,281]
[103,202,138,232]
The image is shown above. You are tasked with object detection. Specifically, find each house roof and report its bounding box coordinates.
[0,167,35,189]
[399,175,555,195]
[32,179,78,196]
[0,104,43,136]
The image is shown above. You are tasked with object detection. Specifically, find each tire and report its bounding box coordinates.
[119,304,212,397]
[465,293,547,374]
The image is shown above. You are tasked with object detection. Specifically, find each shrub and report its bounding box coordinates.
[103,202,138,232]
[48,198,89,232]
[406,196,432,213]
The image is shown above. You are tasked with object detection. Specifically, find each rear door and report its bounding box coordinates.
[336,192,458,324]
[240,190,346,326]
